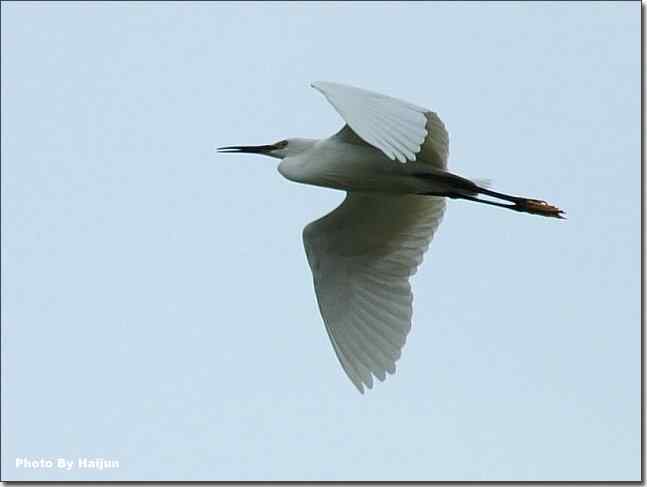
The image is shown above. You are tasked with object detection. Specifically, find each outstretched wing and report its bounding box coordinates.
[303,193,446,393]
[312,81,449,167]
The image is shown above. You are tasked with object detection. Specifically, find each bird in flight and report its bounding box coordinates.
[219,81,564,393]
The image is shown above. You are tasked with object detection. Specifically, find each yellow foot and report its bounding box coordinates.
[522,199,566,219]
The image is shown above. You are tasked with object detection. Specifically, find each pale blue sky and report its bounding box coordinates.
[1,1,640,481]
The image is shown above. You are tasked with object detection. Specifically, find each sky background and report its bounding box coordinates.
[1,1,640,481]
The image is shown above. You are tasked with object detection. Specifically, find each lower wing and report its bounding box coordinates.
[302,192,446,392]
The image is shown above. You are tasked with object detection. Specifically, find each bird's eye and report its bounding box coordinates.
[275,140,288,149]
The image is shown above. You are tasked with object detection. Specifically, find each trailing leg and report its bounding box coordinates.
[414,169,565,219]
[476,187,565,218]
[422,186,565,219]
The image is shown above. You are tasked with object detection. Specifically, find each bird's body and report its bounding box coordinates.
[278,136,467,195]
[219,81,563,393]
[280,138,424,193]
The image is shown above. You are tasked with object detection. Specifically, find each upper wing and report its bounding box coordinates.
[303,193,446,393]
[313,81,449,167]
[418,112,449,169]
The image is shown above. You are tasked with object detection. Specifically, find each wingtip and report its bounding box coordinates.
[311,80,345,93]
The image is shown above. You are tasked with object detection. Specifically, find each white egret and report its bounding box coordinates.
[218,81,564,393]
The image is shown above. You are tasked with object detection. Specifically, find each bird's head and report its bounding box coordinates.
[217,138,316,160]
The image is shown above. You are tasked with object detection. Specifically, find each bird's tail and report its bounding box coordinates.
[472,178,492,189]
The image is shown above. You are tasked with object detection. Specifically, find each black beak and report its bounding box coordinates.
[217,144,277,154]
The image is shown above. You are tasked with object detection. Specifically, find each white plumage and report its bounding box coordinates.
[302,82,449,392]
[218,81,564,393]
[303,193,445,392]
[311,81,430,163]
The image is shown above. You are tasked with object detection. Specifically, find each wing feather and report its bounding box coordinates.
[312,81,427,163]
[312,81,449,168]
[303,193,445,393]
